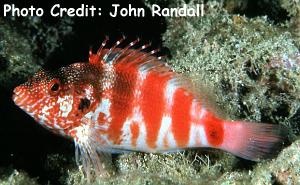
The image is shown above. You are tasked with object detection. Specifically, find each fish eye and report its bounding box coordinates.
[49,79,61,95]
[51,83,60,91]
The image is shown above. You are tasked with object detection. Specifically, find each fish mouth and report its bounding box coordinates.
[12,86,26,107]
[12,87,19,102]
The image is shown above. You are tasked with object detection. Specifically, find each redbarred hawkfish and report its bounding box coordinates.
[13,37,286,180]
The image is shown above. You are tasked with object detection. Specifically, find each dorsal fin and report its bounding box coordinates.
[88,37,210,106]
[88,37,162,66]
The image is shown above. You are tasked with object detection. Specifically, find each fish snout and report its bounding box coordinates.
[12,85,24,104]
[13,86,21,96]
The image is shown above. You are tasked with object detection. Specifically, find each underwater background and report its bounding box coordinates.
[0,0,300,184]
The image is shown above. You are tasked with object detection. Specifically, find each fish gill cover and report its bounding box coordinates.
[0,0,300,185]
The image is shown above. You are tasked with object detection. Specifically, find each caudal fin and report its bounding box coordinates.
[220,121,287,161]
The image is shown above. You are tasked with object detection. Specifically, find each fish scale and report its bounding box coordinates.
[12,38,286,181]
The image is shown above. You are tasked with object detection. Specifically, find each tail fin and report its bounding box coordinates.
[220,121,287,161]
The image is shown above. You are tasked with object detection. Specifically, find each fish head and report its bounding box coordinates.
[13,63,101,134]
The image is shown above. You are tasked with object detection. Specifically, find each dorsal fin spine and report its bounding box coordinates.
[107,38,141,64]
[102,36,126,64]
[90,38,164,73]
[97,36,109,56]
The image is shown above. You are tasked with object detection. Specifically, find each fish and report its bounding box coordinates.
[12,37,286,180]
